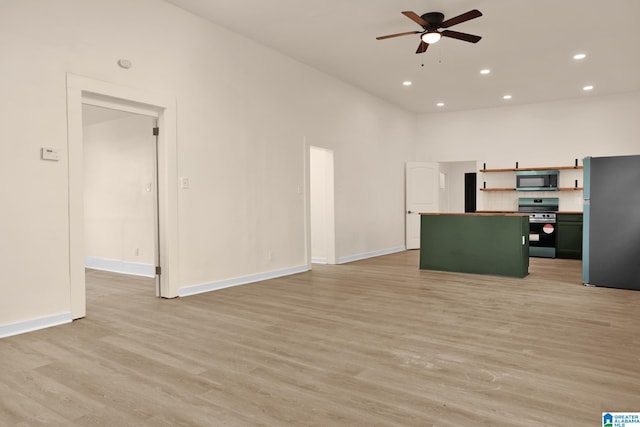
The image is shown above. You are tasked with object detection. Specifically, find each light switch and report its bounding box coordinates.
[41,147,60,161]
[180,176,190,189]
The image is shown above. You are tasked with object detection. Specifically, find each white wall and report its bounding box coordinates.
[0,0,414,333]
[416,91,640,212]
[83,110,156,276]
[304,103,414,262]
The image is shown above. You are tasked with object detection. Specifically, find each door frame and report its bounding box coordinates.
[66,74,179,319]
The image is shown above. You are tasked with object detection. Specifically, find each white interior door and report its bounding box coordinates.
[405,162,440,249]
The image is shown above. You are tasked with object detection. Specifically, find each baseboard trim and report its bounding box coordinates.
[311,257,328,264]
[179,264,310,297]
[338,246,406,264]
[0,312,72,339]
[85,256,155,278]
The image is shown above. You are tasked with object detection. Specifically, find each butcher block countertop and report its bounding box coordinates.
[475,210,584,215]
[420,212,529,217]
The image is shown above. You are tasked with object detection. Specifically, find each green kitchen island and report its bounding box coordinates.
[420,213,530,278]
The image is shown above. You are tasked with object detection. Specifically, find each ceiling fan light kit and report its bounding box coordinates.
[421,32,441,44]
[376,9,482,54]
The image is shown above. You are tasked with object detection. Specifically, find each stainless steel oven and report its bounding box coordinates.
[518,198,559,258]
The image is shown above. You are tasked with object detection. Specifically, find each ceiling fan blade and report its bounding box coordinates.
[416,41,429,54]
[440,9,482,28]
[402,11,427,28]
[441,30,482,43]
[376,31,421,40]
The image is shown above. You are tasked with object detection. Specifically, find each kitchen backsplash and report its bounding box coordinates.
[479,190,584,212]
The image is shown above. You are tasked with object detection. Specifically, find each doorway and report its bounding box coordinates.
[66,73,179,319]
[464,172,477,212]
[310,146,336,264]
[82,105,158,289]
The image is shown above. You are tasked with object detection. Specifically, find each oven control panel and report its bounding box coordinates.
[529,213,556,223]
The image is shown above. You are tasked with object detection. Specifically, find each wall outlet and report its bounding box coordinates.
[180,176,190,189]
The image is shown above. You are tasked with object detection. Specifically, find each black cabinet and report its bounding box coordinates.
[556,213,583,259]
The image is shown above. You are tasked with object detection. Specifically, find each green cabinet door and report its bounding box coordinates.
[556,214,583,259]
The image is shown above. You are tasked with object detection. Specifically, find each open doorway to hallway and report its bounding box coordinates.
[310,146,336,264]
[66,73,179,319]
[82,105,159,306]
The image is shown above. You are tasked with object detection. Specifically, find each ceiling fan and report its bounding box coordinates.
[376,10,483,54]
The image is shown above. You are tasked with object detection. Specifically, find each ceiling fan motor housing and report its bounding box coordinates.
[421,12,444,30]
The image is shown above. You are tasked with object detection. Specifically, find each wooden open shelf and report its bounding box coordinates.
[480,163,584,191]
[480,187,583,192]
[480,165,584,173]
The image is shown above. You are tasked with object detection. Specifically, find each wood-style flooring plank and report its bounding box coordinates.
[1,252,639,426]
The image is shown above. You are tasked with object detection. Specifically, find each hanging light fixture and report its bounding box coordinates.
[421,31,442,44]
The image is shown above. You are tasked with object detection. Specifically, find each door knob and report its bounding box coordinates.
[407,210,414,214]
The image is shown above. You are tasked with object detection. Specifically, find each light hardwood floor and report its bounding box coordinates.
[1,251,639,426]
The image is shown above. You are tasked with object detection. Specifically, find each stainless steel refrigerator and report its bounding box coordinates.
[583,155,640,290]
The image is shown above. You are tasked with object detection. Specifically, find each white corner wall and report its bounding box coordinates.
[0,0,415,333]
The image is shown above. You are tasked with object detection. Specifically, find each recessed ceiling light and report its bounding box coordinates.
[403,81,412,86]
[503,95,512,100]
[480,69,491,75]
[583,85,594,91]
[436,102,445,107]
[573,53,587,60]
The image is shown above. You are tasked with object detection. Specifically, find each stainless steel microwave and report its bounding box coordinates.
[516,170,559,191]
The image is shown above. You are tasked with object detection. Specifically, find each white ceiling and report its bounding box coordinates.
[163,0,640,114]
